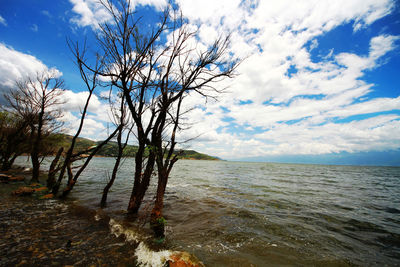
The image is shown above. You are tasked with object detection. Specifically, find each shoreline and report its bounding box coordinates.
[0,167,204,267]
[0,167,141,266]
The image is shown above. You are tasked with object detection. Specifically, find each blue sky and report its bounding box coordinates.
[0,0,399,165]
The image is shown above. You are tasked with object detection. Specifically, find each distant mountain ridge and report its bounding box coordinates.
[54,134,220,160]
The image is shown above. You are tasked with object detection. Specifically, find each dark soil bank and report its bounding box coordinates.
[0,169,138,267]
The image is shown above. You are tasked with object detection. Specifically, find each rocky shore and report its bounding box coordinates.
[0,168,204,267]
[0,168,140,266]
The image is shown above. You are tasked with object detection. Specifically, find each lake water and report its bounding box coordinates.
[14,157,400,266]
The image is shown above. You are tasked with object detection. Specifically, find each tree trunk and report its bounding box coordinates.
[47,147,64,189]
[100,150,122,208]
[1,153,18,171]
[30,152,40,183]
[101,122,125,208]
[150,170,168,238]
[60,126,121,198]
[127,150,156,213]
[8,154,18,170]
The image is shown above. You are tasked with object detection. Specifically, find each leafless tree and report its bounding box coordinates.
[4,73,65,182]
[77,0,238,237]
[51,43,122,197]
[145,22,238,237]
[50,43,99,195]
[86,0,168,214]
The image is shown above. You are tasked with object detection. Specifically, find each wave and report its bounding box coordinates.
[108,218,204,267]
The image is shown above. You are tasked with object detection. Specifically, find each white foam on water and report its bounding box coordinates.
[44,200,69,212]
[108,219,200,267]
[219,242,236,252]
[134,242,173,267]
[109,218,123,237]
[125,229,140,243]
[109,218,140,243]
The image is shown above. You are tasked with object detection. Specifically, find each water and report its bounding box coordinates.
[14,157,400,266]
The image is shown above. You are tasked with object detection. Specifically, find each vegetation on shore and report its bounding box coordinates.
[54,134,220,160]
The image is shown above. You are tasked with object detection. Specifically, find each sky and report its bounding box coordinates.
[0,0,399,166]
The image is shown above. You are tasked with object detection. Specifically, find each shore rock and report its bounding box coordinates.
[39,194,54,199]
[12,187,35,196]
[9,176,25,182]
[34,187,48,192]
[0,174,12,182]
[168,252,205,267]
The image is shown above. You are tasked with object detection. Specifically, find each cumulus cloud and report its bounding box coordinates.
[173,0,400,158]
[58,89,116,140]
[0,43,111,140]
[69,0,168,29]
[65,0,400,158]
[0,43,61,101]
[59,110,109,140]
[69,0,113,29]
[134,0,168,11]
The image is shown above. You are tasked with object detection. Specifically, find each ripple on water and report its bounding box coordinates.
[11,157,400,266]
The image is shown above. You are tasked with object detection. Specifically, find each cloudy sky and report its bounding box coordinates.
[0,0,399,165]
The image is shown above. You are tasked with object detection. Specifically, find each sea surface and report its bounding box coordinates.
[14,157,400,266]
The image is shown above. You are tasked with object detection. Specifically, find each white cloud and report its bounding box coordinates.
[369,35,399,61]
[134,0,167,11]
[0,43,111,140]
[64,0,400,158]
[60,110,109,140]
[0,15,6,26]
[69,0,113,29]
[252,115,400,155]
[69,0,168,29]
[59,89,115,139]
[172,0,400,158]
[0,43,61,94]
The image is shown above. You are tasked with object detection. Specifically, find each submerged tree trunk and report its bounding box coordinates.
[30,102,45,183]
[127,150,156,214]
[101,129,124,208]
[1,153,18,171]
[52,43,99,196]
[150,166,170,238]
[60,126,121,198]
[30,152,40,183]
[47,147,64,189]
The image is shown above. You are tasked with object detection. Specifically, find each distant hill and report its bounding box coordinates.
[53,134,220,161]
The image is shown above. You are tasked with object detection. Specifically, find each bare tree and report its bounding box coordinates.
[51,43,122,197]
[5,73,65,182]
[145,24,238,237]
[51,43,99,195]
[76,0,238,237]
[84,0,168,214]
